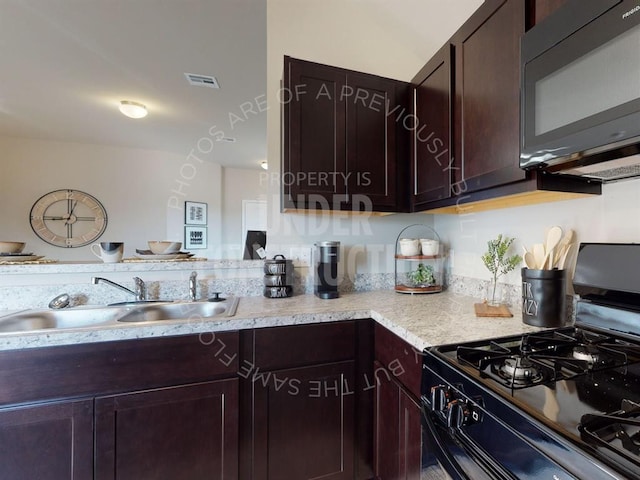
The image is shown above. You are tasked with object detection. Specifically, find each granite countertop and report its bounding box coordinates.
[0,290,541,351]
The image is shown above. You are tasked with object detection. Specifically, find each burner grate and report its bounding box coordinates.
[456,328,640,389]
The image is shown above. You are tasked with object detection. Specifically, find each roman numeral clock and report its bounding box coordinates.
[29,189,108,248]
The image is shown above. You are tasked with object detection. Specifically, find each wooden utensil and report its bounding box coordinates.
[554,229,575,267]
[523,251,536,269]
[533,243,545,269]
[544,226,563,269]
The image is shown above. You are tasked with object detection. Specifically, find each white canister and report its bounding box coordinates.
[399,238,421,256]
[420,239,439,256]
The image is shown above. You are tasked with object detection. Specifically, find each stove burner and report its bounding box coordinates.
[573,345,601,364]
[499,357,543,386]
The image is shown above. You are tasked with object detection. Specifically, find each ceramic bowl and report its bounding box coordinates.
[148,241,182,254]
[0,241,26,254]
[399,238,421,256]
[420,239,439,256]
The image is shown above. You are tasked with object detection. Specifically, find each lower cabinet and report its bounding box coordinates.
[252,361,356,480]
[373,361,422,480]
[0,398,93,480]
[95,379,239,480]
[373,324,423,480]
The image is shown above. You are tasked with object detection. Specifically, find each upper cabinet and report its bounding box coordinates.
[452,0,526,194]
[411,0,600,213]
[411,43,454,210]
[282,57,409,213]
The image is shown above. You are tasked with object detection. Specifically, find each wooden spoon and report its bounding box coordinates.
[533,243,545,270]
[523,251,536,269]
[544,226,563,269]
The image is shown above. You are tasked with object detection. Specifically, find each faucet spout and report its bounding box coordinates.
[189,271,197,301]
[92,276,146,301]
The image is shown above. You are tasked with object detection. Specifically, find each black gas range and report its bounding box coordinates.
[421,243,640,479]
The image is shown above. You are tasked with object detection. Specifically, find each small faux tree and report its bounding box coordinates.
[481,234,522,305]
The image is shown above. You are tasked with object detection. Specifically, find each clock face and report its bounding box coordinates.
[29,189,108,248]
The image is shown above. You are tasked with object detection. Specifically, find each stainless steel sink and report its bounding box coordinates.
[0,306,130,333]
[116,298,239,323]
[0,297,239,333]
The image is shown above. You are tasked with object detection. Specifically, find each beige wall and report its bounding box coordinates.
[0,136,228,260]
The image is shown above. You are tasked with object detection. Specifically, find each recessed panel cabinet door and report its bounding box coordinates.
[373,362,422,480]
[95,380,239,480]
[284,57,347,209]
[412,43,454,209]
[346,72,399,210]
[252,361,356,480]
[0,399,93,480]
[453,0,526,193]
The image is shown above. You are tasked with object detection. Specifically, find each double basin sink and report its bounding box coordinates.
[0,298,239,333]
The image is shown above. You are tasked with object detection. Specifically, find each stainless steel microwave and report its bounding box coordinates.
[520,0,640,182]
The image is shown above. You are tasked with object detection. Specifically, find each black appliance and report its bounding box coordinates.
[520,0,640,182]
[421,243,640,479]
[314,241,340,299]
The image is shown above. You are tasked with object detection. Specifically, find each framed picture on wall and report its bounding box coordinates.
[185,226,207,249]
[185,201,207,225]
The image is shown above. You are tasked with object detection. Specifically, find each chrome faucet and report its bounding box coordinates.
[189,271,198,301]
[91,276,146,301]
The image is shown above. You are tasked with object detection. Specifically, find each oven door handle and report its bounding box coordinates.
[423,408,515,480]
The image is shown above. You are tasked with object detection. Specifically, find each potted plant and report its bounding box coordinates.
[481,234,521,306]
[407,263,435,287]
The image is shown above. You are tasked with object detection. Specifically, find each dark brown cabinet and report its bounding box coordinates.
[0,333,240,480]
[283,56,408,213]
[0,399,93,480]
[95,379,238,480]
[452,0,526,194]
[373,324,423,480]
[373,361,422,480]
[411,43,454,209]
[240,320,374,480]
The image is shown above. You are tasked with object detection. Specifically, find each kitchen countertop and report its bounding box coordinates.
[0,290,541,351]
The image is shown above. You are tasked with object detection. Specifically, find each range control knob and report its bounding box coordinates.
[430,385,454,412]
[446,399,482,429]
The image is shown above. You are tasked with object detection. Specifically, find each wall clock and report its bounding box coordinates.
[29,189,108,248]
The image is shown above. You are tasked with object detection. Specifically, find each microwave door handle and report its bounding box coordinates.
[423,409,515,480]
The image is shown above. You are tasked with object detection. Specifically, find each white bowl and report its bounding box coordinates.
[148,241,182,254]
[0,241,26,254]
[399,238,421,256]
[420,239,439,256]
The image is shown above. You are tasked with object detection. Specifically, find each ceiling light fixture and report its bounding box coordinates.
[261,161,268,170]
[119,100,148,119]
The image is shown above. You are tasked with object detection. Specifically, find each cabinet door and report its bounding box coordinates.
[0,399,93,480]
[95,379,238,480]
[531,0,569,26]
[252,361,355,480]
[283,56,347,210]
[411,43,454,209]
[345,72,400,211]
[373,362,422,480]
[453,0,526,194]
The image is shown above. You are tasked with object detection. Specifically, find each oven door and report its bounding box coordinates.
[421,406,515,480]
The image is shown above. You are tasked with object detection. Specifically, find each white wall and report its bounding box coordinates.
[221,166,268,258]
[435,179,640,288]
[265,0,483,275]
[0,136,224,260]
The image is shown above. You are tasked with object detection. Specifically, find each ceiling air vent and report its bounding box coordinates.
[184,73,220,89]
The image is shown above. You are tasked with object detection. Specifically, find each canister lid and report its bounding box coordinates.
[315,241,340,247]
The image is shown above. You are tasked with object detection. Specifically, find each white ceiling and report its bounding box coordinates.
[0,0,267,169]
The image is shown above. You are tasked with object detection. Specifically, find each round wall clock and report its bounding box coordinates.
[29,189,108,248]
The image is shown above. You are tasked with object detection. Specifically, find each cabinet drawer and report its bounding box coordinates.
[0,332,239,405]
[374,324,421,398]
[252,321,356,370]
